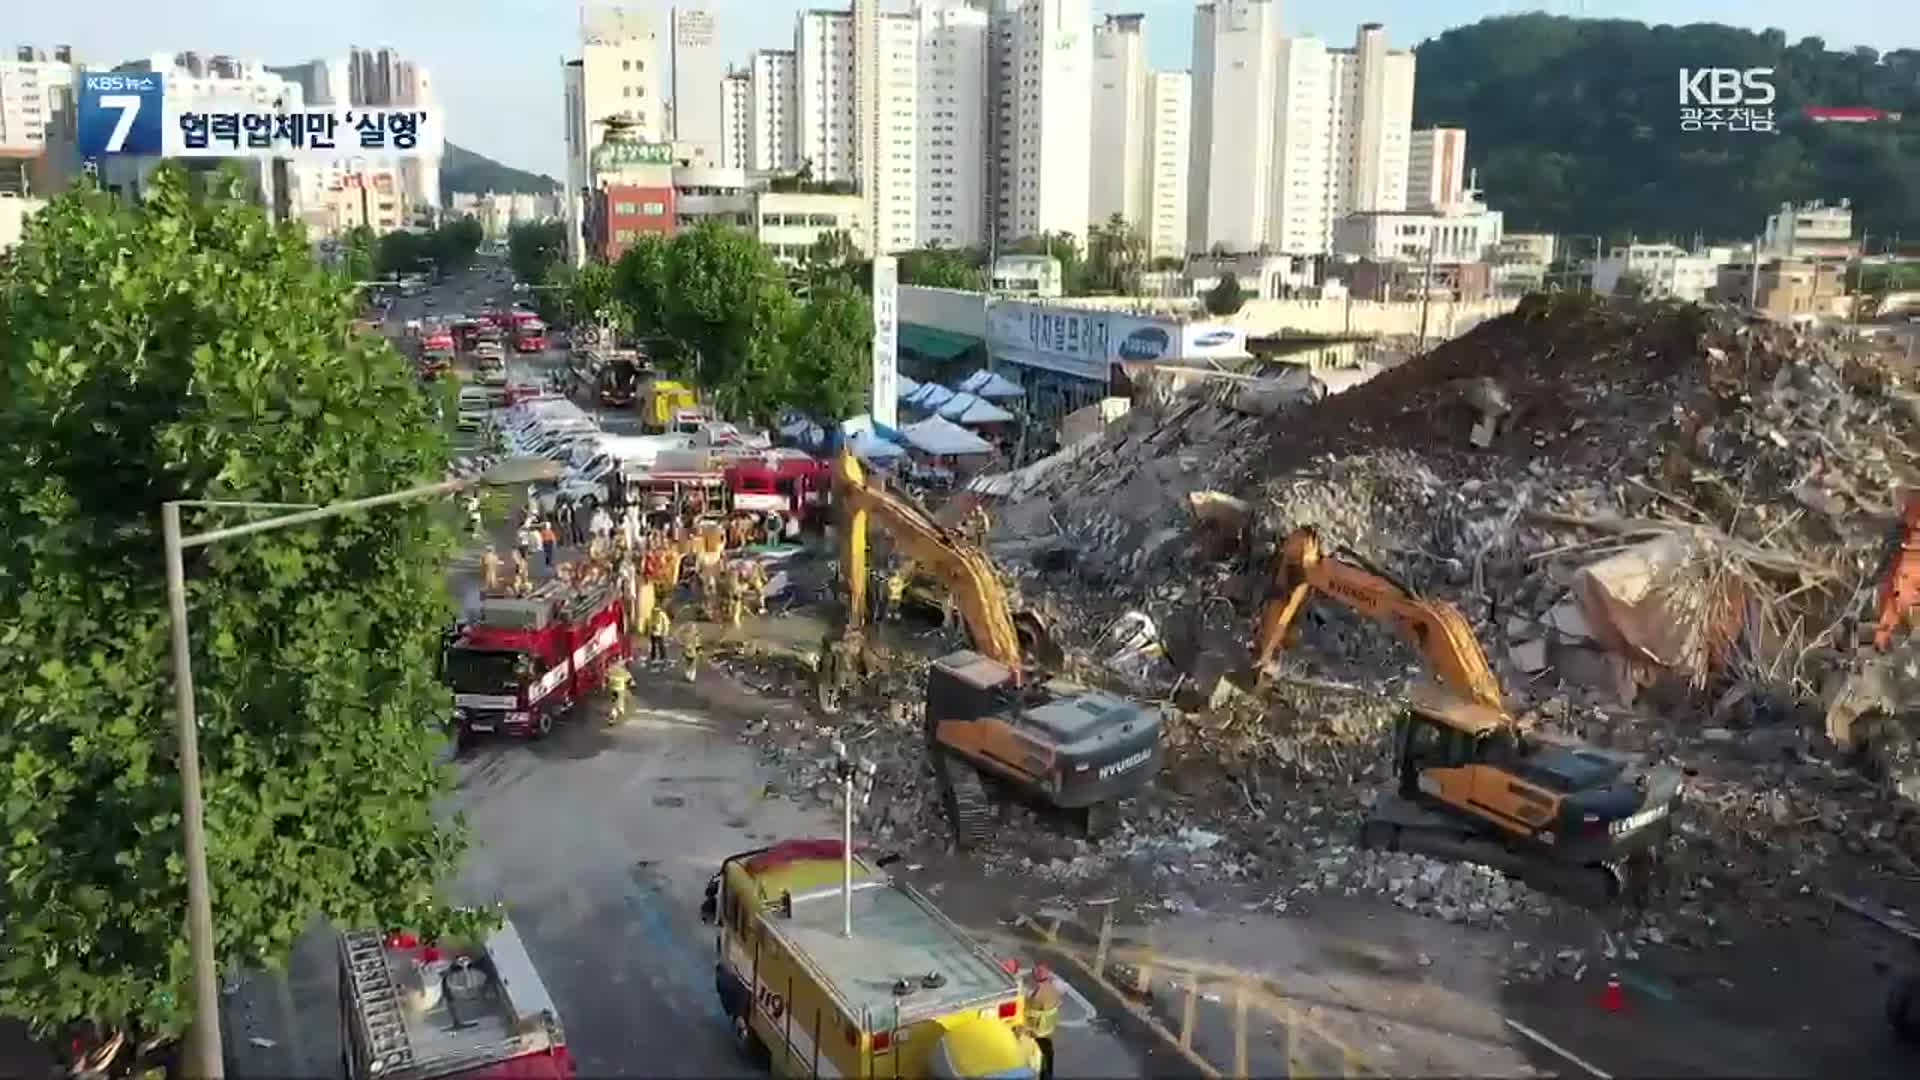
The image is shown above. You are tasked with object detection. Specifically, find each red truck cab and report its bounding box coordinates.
[443,580,627,742]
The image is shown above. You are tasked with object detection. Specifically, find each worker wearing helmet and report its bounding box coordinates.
[1027,964,1061,1080]
[884,571,908,623]
[605,661,632,725]
[648,604,672,665]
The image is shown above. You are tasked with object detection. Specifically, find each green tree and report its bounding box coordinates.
[507,221,568,287]
[798,230,868,295]
[429,216,484,272]
[374,229,430,278]
[543,260,623,331]
[0,166,481,1041]
[341,224,377,283]
[1006,232,1088,294]
[898,246,985,290]
[661,222,793,422]
[782,283,872,422]
[1204,273,1247,316]
[1086,214,1146,294]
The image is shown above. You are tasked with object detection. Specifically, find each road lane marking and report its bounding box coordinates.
[1503,1018,1612,1080]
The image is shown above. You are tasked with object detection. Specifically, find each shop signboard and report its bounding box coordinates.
[985,299,1111,382]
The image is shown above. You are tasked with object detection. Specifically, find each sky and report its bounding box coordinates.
[13,1,1917,178]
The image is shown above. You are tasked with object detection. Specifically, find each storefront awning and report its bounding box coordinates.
[899,323,982,361]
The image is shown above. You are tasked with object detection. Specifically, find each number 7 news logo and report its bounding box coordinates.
[77,71,166,157]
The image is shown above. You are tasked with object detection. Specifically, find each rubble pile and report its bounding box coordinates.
[1283,846,1557,928]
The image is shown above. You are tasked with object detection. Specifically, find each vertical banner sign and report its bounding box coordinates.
[871,254,900,430]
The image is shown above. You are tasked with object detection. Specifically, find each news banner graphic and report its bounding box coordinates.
[77,71,443,159]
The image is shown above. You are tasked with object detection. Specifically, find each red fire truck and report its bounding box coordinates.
[513,318,549,353]
[443,580,628,742]
[338,916,576,1080]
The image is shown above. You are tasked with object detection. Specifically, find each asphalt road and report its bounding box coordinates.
[222,266,1152,1079]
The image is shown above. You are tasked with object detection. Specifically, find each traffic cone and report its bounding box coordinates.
[1598,973,1625,1013]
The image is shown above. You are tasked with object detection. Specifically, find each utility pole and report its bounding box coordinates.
[1748,234,1762,313]
[1416,236,1436,353]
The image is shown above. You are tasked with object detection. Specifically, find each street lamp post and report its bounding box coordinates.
[161,458,559,1078]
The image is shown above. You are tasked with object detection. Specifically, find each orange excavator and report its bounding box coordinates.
[1872,489,1920,650]
[1251,526,1681,902]
[817,449,1163,846]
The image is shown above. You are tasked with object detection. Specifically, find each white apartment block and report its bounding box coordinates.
[1268,35,1333,255]
[871,12,919,253]
[671,7,722,162]
[719,69,750,169]
[1591,242,1728,303]
[573,5,666,187]
[0,48,75,156]
[990,0,1092,247]
[393,59,440,212]
[1328,23,1413,218]
[796,10,856,184]
[1189,6,1415,257]
[1091,14,1148,229]
[748,49,798,172]
[1332,202,1503,265]
[1407,127,1466,212]
[916,0,989,250]
[1192,0,1282,253]
[1763,199,1855,259]
[1144,71,1190,259]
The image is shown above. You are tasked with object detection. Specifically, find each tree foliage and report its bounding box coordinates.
[507,221,567,288]
[1085,214,1147,295]
[0,166,479,1038]
[782,283,872,423]
[898,246,985,290]
[1005,232,1088,294]
[798,231,869,295]
[375,217,484,278]
[341,224,377,283]
[659,222,796,423]
[1415,14,1920,238]
[1204,273,1247,316]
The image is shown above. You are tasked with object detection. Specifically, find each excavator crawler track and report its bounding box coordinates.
[938,753,995,851]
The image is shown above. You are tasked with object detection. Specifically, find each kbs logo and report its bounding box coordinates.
[77,70,166,156]
[1677,68,1778,134]
[1679,68,1776,106]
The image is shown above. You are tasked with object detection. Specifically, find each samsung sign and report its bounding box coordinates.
[1116,326,1171,362]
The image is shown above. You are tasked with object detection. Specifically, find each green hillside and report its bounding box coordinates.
[1413,15,1920,242]
[439,142,560,203]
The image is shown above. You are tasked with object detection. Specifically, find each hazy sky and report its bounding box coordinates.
[13,1,1916,177]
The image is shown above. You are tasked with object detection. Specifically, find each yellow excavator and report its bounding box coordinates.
[819,448,1164,846]
[1253,526,1682,902]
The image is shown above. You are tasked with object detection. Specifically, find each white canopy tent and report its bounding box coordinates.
[896,375,921,400]
[848,428,905,461]
[901,415,993,456]
[938,393,1015,425]
[906,382,956,410]
[957,369,1025,400]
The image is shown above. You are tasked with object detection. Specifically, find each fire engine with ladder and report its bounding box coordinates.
[337,916,576,1080]
[443,578,628,743]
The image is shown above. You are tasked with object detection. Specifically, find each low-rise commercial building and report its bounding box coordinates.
[1763,199,1855,260]
[585,146,862,264]
[1712,259,1848,321]
[1590,243,1730,303]
[1332,200,1504,265]
[989,254,1063,297]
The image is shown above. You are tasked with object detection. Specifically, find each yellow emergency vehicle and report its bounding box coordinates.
[700,839,1041,1078]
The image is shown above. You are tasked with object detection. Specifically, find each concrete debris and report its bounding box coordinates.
[1284,847,1557,928]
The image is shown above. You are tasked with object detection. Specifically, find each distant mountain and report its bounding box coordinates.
[439,142,560,203]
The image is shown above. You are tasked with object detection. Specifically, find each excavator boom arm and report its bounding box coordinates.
[832,449,1027,675]
[1254,528,1505,712]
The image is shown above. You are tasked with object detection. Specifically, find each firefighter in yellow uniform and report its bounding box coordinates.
[604,661,632,725]
[884,570,908,623]
[647,604,672,665]
[1027,964,1061,1080]
[745,560,769,616]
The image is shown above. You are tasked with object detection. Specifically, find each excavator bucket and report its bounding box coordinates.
[1012,610,1065,672]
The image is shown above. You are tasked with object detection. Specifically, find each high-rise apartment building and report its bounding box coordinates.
[1090,14,1148,230]
[1407,127,1466,212]
[988,0,1092,247]
[852,0,880,245]
[915,0,989,250]
[870,12,919,253]
[1144,70,1190,259]
[566,6,665,198]
[796,10,855,184]
[719,68,750,169]
[1327,23,1413,219]
[1,46,75,155]
[1191,0,1282,253]
[671,7,722,161]
[1188,6,1415,255]
[348,46,401,106]
[267,57,349,107]
[748,49,798,172]
[393,60,441,211]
